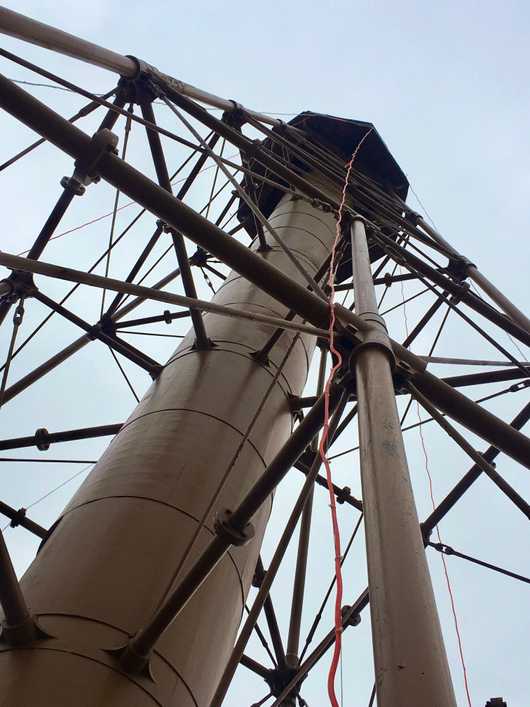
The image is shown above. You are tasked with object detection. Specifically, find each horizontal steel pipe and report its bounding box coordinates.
[0,252,328,340]
[0,7,280,125]
[0,501,47,539]
[409,366,530,470]
[442,367,530,389]
[0,423,122,452]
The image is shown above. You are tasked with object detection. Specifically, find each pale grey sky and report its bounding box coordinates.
[0,2,529,706]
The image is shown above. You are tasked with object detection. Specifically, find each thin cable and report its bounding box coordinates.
[0,89,115,173]
[243,603,278,667]
[407,180,438,230]
[470,281,526,362]
[119,330,185,339]
[107,347,139,403]
[417,421,473,707]
[7,78,107,94]
[319,126,373,707]
[2,463,95,531]
[7,78,299,116]
[100,104,133,316]
[399,278,473,707]
[199,266,217,296]
[27,464,93,509]
[0,299,24,408]
[15,154,238,257]
[1,205,147,374]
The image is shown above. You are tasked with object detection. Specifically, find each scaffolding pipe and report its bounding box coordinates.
[350,217,456,707]
[0,6,280,126]
[0,532,37,644]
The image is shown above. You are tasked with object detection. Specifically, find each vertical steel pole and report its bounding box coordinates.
[350,217,457,707]
[285,344,327,669]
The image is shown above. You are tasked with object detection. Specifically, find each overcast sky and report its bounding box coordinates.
[0,2,529,706]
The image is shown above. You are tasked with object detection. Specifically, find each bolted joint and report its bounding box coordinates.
[222,101,246,129]
[242,138,263,160]
[34,427,50,451]
[191,337,215,352]
[12,299,25,326]
[383,272,395,288]
[264,665,301,699]
[288,395,316,420]
[99,315,116,335]
[310,197,334,213]
[446,255,475,281]
[214,509,254,547]
[316,336,328,351]
[0,271,36,303]
[1,615,49,647]
[71,128,119,189]
[158,221,180,238]
[189,248,209,267]
[405,209,422,226]
[421,521,433,544]
[348,316,396,372]
[60,175,86,196]
[250,349,271,367]
[8,507,27,529]
[87,323,102,341]
[124,55,158,80]
[509,380,530,393]
[335,485,352,505]
[485,699,507,707]
[107,642,153,680]
[148,365,163,380]
[431,542,454,556]
[288,402,304,424]
[119,73,160,105]
[341,604,361,628]
[393,364,413,395]
[251,570,262,589]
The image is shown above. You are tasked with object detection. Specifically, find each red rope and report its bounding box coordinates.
[319,128,373,707]
[400,274,473,706]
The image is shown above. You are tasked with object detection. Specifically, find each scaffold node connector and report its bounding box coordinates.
[214,509,255,546]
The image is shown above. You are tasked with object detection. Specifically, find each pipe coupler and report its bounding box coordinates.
[214,509,255,547]
[348,312,396,371]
